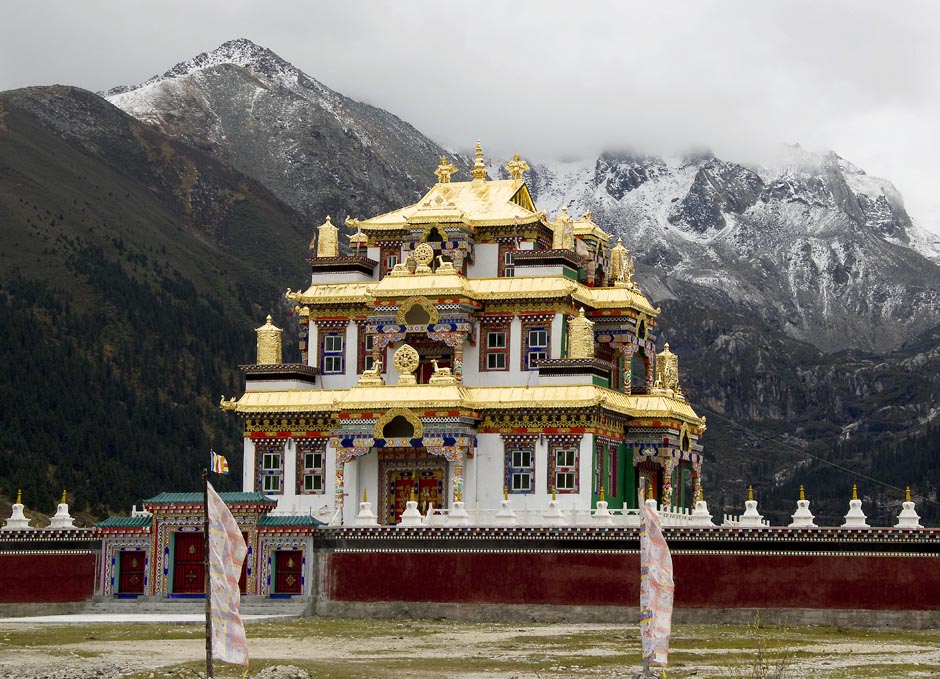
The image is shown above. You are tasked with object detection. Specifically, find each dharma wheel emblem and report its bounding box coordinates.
[393,343,420,385]
[413,243,434,267]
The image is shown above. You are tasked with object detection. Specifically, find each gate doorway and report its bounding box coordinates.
[172,532,204,594]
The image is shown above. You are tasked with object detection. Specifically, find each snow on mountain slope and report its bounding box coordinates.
[527,149,940,353]
[105,38,448,223]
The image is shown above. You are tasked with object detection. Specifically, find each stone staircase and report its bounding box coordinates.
[84,595,311,619]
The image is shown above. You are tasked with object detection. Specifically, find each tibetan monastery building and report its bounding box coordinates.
[222,144,706,526]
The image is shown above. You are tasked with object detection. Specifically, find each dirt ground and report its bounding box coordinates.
[1,617,939,679]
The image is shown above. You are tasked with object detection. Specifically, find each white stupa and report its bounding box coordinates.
[48,490,76,529]
[2,489,32,531]
[896,486,922,529]
[592,487,614,525]
[842,484,869,528]
[494,486,519,526]
[354,488,378,527]
[689,488,715,527]
[543,487,566,526]
[789,485,816,528]
[739,486,765,527]
[448,487,472,526]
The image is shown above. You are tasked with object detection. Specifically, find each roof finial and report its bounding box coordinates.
[599,485,605,502]
[506,153,530,180]
[60,489,67,505]
[852,484,858,501]
[551,485,557,501]
[503,484,509,501]
[471,140,488,181]
[16,489,22,505]
[906,486,911,503]
[748,485,754,502]
[362,487,368,503]
[799,484,806,501]
[434,156,457,183]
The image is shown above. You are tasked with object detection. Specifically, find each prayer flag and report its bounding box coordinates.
[639,492,674,671]
[211,450,229,475]
[207,481,249,666]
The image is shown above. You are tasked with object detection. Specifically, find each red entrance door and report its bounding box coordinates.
[274,550,302,594]
[239,533,248,595]
[118,550,145,594]
[173,532,205,594]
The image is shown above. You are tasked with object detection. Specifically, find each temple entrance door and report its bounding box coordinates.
[380,448,446,524]
[172,532,205,594]
[274,550,303,594]
[118,550,145,595]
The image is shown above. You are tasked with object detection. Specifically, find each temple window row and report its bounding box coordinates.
[504,444,581,495]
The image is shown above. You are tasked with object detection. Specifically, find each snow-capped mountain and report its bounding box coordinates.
[105,38,448,223]
[523,148,940,353]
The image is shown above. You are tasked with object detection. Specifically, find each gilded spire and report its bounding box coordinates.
[362,487,368,503]
[506,153,530,180]
[455,487,462,502]
[906,486,911,503]
[799,484,806,501]
[503,484,509,501]
[551,486,557,501]
[471,140,488,181]
[655,343,680,392]
[695,486,704,503]
[748,485,754,502]
[16,489,21,505]
[567,307,595,359]
[599,485,605,502]
[315,215,339,258]
[434,156,457,183]
[60,489,67,504]
[256,315,283,365]
[852,484,858,501]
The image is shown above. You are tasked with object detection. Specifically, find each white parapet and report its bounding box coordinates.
[689,500,715,527]
[354,500,378,527]
[493,498,519,526]
[398,500,423,527]
[789,499,816,528]
[842,498,869,528]
[896,501,922,529]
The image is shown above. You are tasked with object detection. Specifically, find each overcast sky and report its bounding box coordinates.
[2,0,939,233]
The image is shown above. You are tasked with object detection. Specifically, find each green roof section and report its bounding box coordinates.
[258,515,325,527]
[143,492,277,504]
[96,515,152,528]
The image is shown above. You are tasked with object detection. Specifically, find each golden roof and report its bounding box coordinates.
[358,179,541,230]
[232,384,703,426]
[286,275,658,316]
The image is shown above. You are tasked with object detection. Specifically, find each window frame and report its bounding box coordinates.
[480,323,510,373]
[523,324,550,371]
[320,330,345,374]
[552,446,579,494]
[506,444,535,494]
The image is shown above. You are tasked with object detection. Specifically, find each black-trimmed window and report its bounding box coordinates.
[321,332,344,374]
[302,450,324,494]
[485,330,508,370]
[554,447,578,493]
[503,250,515,277]
[524,327,549,370]
[508,447,534,493]
[260,451,283,494]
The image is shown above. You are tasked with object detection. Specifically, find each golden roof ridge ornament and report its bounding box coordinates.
[315,215,339,258]
[16,489,22,505]
[551,207,575,250]
[610,237,636,289]
[393,344,420,385]
[506,153,530,180]
[567,307,595,359]
[471,140,488,181]
[256,314,283,365]
[435,156,457,184]
[654,343,680,394]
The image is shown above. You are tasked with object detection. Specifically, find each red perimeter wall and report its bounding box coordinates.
[326,551,940,611]
[0,553,97,603]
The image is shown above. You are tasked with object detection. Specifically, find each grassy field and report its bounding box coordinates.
[1,617,939,679]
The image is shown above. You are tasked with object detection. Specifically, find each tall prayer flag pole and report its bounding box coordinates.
[203,468,214,678]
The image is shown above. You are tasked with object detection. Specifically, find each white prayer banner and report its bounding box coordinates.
[207,482,249,666]
[639,495,675,669]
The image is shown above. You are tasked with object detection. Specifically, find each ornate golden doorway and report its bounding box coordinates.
[378,448,446,524]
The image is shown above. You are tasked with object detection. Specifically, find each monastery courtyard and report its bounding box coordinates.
[0,617,937,679]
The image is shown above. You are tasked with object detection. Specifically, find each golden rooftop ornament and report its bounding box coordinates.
[799,484,806,501]
[471,140,488,181]
[506,153,530,180]
[655,343,680,392]
[551,486,557,501]
[255,315,283,365]
[567,307,595,359]
[434,156,457,183]
[610,237,635,288]
[393,343,420,385]
[852,484,858,501]
[748,485,754,502]
[16,489,21,505]
[362,488,368,503]
[599,485,605,502]
[906,486,911,502]
[316,215,339,258]
[552,207,575,250]
[60,489,67,504]
[503,484,509,501]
